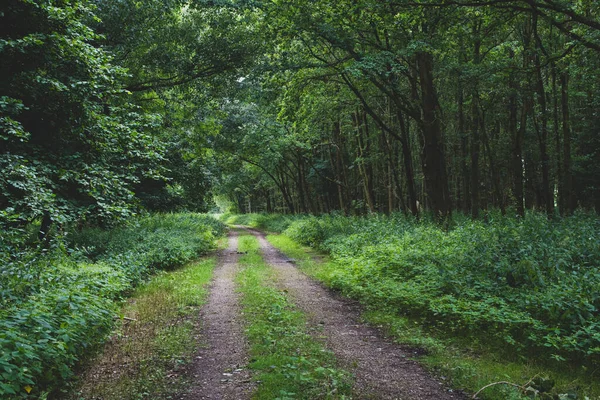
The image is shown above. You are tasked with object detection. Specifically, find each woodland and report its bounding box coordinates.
[1,0,600,399]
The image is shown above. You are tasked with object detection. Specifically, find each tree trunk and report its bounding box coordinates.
[458,67,471,214]
[330,121,348,214]
[296,153,308,214]
[481,115,505,214]
[552,66,563,213]
[277,169,295,214]
[38,211,52,242]
[265,190,273,213]
[354,111,376,213]
[533,44,554,215]
[508,44,525,216]
[383,131,406,214]
[561,72,575,214]
[470,21,482,219]
[416,51,452,221]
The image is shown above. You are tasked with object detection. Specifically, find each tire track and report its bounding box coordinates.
[184,229,253,400]
[249,229,467,400]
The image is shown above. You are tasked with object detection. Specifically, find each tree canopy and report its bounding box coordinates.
[2,0,600,234]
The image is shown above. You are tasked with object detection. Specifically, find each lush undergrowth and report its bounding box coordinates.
[226,211,600,397]
[0,213,225,399]
[267,234,600,399]
[236,233,352,399]
[68,256,217,400]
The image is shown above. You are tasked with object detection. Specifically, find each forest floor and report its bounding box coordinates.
[183,228,466,399]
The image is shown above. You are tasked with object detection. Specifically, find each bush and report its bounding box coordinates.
[0,213,225,399]
[281,211,600,365]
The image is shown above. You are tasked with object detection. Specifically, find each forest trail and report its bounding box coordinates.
[184,229,254,399]
[247,228,466,400]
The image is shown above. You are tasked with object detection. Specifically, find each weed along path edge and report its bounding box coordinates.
[185,229,254,400]
[248,228,466,400]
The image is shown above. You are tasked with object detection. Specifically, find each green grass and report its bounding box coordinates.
[267,233,600,400]
[67,256,217,400]
[235,233,352,399]
[276,212,600,367]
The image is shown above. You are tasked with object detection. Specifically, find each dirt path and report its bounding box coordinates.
[249,229,467,400]
[184,229,253,400]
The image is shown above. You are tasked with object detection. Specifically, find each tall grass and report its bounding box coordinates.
[69,257,216,400]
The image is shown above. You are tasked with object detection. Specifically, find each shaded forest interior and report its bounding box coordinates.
[2,0,600,228]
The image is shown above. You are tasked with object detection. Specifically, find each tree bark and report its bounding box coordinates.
[470,23,482,218]
[416,51,452,221]
[354,110,376,213]
[561,72,575,214]
[330,121,348,214]
[533,34,554,215]
[457,63,471,214]
[552,66,563,213]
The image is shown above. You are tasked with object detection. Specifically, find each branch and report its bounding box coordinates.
[390,0,600,50]
[472,374,540,399]
[472,381,522,399]
[341,73,404,143]
[543,16,600,52]
[238,156,287,195]
[303,153,348,188]
[126,62,237,92]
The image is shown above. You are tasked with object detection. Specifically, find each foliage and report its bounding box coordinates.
[71,213,226,269]
[0,0,165,229]
[237,212,600,366]
[220,212,301,233]
[91,0,261,214]
[0,213,224,399]
[209,0,600,218]
[266,214,600,398]
[4,0,600,395]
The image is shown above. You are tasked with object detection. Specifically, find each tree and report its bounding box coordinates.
[0,0,163,235]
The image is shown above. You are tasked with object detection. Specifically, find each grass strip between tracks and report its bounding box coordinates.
[236,232,352,399]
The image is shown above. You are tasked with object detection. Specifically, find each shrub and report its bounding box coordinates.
[281,211,600,365]
[0,213,225,399]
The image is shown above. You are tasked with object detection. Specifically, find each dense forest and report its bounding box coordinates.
[2,0,600,226]
[2,0,600,399]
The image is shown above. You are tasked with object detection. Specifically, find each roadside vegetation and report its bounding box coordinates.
[236,233,352,399]
[68,256,218,400]
[225,212,600,399]
[0,213,225,399]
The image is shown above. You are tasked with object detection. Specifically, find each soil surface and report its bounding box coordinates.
[184,229,253,399]
[248,228,467,400]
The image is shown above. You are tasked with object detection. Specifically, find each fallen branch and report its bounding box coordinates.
[472,381,522,398]
[472,374,539,399]
[113,316,137,322]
